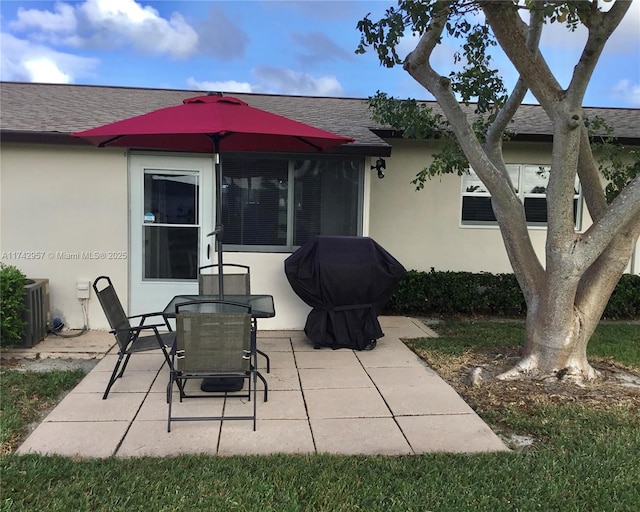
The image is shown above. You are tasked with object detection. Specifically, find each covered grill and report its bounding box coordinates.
[284,236,405,350]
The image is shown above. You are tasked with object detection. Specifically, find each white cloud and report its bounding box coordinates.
[0,33,98,83]
[187,67,346,97]
[610,79,640,106]
[23,57,72,84]
[77,0,198,59]
[253,66,345,96]
[186,77,254,94]
[10,3,77,32]
[8,0,199,59]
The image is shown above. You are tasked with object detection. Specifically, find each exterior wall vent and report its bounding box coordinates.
[21,279,50,347]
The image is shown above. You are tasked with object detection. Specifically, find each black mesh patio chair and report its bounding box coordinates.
[198,263,251,295]
[93,276,175,400]
[167,300,266,432]
[198,263,270,373]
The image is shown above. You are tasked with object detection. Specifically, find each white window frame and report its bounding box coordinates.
[460,164,582,229]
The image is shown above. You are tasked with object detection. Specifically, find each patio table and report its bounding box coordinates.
[163,294,275,319]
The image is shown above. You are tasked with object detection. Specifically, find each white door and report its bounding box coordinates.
[129,154,214,315]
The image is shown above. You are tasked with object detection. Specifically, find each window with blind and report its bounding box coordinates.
[461,164,582,228]
[222,155,363,250]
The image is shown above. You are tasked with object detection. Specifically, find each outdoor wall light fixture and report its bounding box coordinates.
[371,158,386,179]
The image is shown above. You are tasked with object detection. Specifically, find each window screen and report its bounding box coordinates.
[221,155,362,250]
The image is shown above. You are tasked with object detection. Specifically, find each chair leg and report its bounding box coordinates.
[167,374,174,432]
[252,367,257,431]
[257,349,270,373]
[116,353,132,378]
[256,370,268,402]
[103,354,125,400]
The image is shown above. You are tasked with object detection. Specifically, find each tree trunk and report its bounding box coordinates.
[499,289,600,382]
[498,229,636,382]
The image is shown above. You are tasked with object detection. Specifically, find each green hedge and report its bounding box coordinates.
[0,264,27,346]
[385,268,640,320]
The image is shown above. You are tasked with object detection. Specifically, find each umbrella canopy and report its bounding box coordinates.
[72,94,354,153]
[73,94,354,297]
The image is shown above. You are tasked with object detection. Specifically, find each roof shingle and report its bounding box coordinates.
[1,82,638,152]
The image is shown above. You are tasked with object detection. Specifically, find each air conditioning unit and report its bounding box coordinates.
[21,279,50,348]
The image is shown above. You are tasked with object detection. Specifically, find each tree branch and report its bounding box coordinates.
[481,1,564,113]
[577,125,609,222]
[403,5,545,299]
[567,0,632,106]
[486,3,544,146]
[576,174,640,269]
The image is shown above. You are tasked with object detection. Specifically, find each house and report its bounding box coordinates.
[1,81,639,330]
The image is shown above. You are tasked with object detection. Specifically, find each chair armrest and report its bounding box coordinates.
[128,311,173,330]
[110,324,166,335]
[128,311,166,321]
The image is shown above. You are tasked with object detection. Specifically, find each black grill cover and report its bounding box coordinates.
[284,236,405,350]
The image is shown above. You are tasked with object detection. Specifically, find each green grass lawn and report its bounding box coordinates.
[1,321,639,512]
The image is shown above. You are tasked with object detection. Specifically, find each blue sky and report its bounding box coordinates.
[1,0,639,107]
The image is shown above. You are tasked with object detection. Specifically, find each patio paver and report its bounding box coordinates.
[14,317,509,457]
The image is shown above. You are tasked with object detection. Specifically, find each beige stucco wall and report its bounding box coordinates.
[1,140,635,333]
[368,138,594,273]
[1,143,128,330]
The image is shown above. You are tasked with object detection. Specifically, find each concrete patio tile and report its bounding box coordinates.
[379,317,437,338]
[5,330,116,361]
[397,414,509,453]
[149,370,172,393]
[304,388,391,419]
[72,369,160,394]
[368,371,476,416]
[257,330,294,338]
[17,421,129,458]
[311,417,413,455]
[378,316,412,328]
[136,389,225,421]
[355,343,432,368]
[294,350,361,369]
[92,352,167,372]
[256,337,293,352]
[267,351,297,369]
[264,367,301,391]
[290,336,317,351]
[383,385,476,416]
[44,391,148,422]
[12,321,511,457]
[117,420,221,456]
[298,367,374,389]
[218,419,315,455]
[224,390,307,420]
[366,366,440,386]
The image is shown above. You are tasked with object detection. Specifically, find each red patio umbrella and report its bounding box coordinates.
[72,94,354,296]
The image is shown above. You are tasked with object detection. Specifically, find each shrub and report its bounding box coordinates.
[0,264,27,346]
[386,268,639,320]
[604,274,640,319]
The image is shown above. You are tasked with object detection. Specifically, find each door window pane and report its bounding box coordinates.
[144,173,198,224]
[144,226,199,279]
[143,171,199,280]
